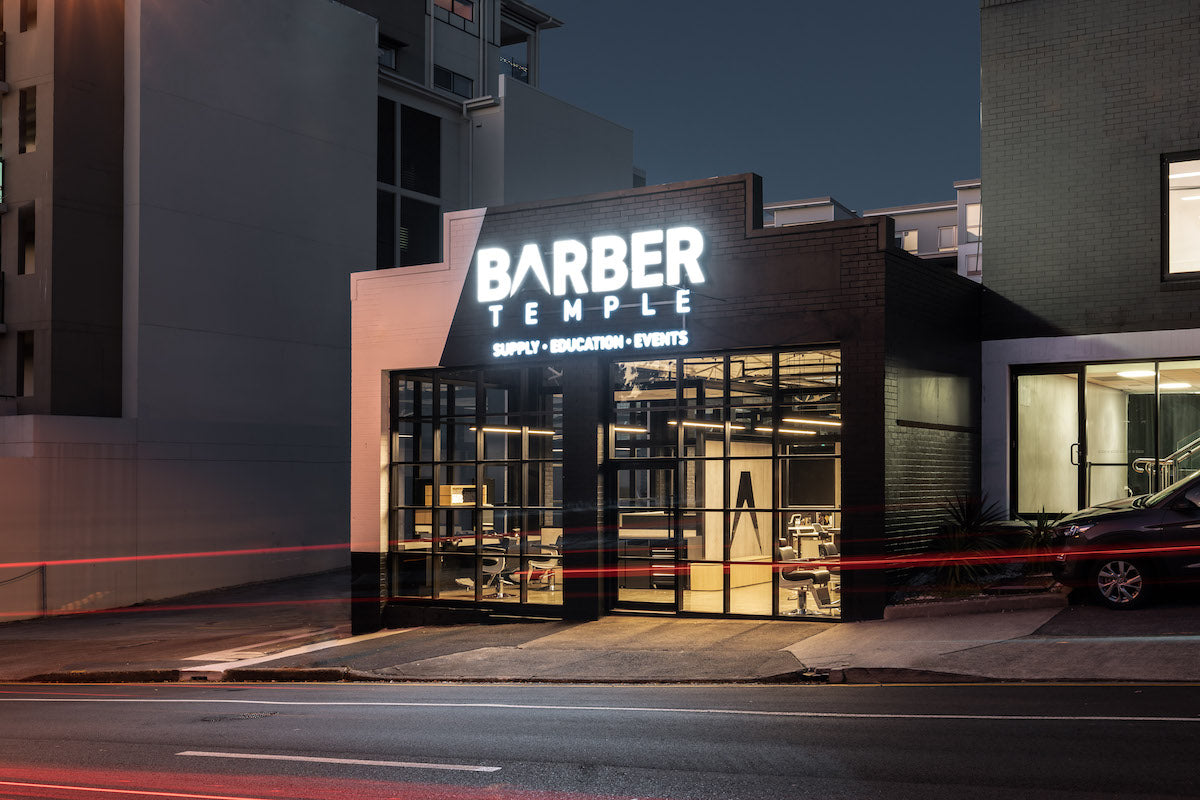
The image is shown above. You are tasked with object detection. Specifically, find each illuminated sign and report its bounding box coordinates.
[477,226,705,358]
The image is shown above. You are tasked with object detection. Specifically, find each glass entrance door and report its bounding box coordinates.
[614,463,678,609]
[1015,371,1083,517]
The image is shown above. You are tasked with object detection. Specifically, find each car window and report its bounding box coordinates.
[1185,485,1200,508]
[1146,471,1200,507]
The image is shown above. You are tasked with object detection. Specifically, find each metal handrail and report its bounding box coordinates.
[1131,430,1200,490]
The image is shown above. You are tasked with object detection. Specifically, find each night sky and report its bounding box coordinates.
[533,1,981,212]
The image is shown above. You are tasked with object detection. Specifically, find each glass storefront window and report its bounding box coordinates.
[682,356,725,405]
[388,366,562,606]
[1156,360,1200,485]
[612,349,842,619]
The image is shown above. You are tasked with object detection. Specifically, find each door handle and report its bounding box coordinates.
[1070,442,1080,466]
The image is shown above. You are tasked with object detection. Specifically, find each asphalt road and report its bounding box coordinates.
[2,682,1200,799]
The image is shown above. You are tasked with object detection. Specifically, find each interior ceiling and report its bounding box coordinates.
[1086,364,1200,394]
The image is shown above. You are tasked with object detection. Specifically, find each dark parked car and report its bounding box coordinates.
[1051,471,1200,609]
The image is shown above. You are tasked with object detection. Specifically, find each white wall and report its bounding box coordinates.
[121,0,377,602]
[350,210,486,556]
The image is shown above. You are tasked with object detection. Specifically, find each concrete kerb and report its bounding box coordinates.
[883,588,1069,620]
[20,670,183,683]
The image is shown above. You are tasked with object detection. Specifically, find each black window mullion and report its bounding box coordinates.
[771,351,781,617]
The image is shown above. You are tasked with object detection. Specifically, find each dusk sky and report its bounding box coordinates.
[533,1,981,212]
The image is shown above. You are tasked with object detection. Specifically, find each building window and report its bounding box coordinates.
[377,97,396,185]
[896,229,918,253]
[434,0,474,22]
[387,367,563,606]
[965,203,982,242]
[965,252,982,277]
[18,86,35,154]
[378,36,401,70]
[937,225,957,252]
[1165,155,1200,275]
[17,204,34,275]
[399,196,440,267]
[20,0,35,32]
[17,330,33,397]
[377,190,396,269]
[433,66,473,99]
[399,105,440,197]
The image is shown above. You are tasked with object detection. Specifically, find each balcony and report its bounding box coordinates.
[499,54,529,84]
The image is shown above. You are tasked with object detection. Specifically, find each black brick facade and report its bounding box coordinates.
[428,174,982,620]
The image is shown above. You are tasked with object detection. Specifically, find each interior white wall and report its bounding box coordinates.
[1085,382,1130,504]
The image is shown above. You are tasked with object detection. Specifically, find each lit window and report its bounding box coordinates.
[1166,155,1200,275]
[435,0,474,21]
[896,229,918,253]
[938,225,957,252]
[433,65,472,98]
[965,203,982,242]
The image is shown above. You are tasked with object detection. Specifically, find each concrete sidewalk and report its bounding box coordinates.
[4,568,1200,684]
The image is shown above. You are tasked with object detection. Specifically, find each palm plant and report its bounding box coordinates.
[927,493,1007,591]
[1015,507,1064,573]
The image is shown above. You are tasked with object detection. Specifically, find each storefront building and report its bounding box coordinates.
[350,174,980,631]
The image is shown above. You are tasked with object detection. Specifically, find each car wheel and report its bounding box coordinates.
[1092,558,1151,609]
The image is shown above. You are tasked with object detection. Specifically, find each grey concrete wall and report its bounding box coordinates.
[981,0,1200,337]
[496,76,633,206]
[120,0,376,602]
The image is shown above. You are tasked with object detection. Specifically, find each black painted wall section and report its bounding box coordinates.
[884,252,983,598]
[561,356,611,620]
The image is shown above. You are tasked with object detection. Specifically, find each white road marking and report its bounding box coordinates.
[180,627,418,674]
[183,628,344,661]
[177,749,501,772]
[3,696,1199,723]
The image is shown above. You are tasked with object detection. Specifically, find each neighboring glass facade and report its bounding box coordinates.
[1014,358,1200,515]
[388,367,563,606]
[612,348,843,618]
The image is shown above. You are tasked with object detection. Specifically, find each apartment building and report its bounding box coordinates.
[765,179,983,282]
[0,0,635,621]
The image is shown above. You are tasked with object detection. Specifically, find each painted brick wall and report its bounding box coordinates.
[981,0,1200,337]
[884,254,982,592]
